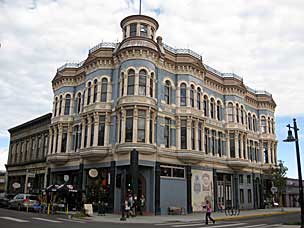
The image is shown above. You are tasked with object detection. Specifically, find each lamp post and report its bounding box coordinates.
[283,118,304,228]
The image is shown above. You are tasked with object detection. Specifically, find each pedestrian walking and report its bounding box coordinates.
[138,194,145,215]
[203,200,215,225]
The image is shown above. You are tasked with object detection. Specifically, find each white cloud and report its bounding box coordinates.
[0,148,8,171]
[0,0,304,170]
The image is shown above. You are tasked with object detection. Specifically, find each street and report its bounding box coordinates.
[0,208,301,228]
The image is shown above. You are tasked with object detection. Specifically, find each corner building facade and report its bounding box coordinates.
[48,15,277,214]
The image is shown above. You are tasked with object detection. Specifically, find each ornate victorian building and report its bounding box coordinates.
[7,14,277,214]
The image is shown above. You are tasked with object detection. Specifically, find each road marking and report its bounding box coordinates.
[155,222,196,226]
[57,218,86,223]
[32,217,62,223]
[0,216,29,223]
[173,223,205,227]
[197,223,246,228]
[240,224,267,228]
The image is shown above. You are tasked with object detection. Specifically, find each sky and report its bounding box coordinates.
[0,0,304,178]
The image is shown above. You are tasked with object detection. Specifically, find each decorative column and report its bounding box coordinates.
[104,113,111,146]
[271,142,275,164]
[93,113,99,146]
[136,23,140,36]
[121,109,126,143]
[226,131,230,158]
[176,86,180,107]
[123,74,128,96]
[151,112,155,144]
[194,120,199,151]
[133,108,138,143]
[244,136,248,160]
[176,118,181,150]
[116,113,121,143]
[235,132,239,158]
[80,118,86,149]
[186,87,190,108]
[193,90,197,109]
[57,124,63,153]
[146,74,150,97]
[267,141,272,164]
[87,116,92,147]
[107,79,112,103]
[70,94,74,115]
[48,128,53,155]
[187,118,192,150]
[97,80,102,102]
[134,71,139,95]
[145,109,150,143]
[52,127,57,154]
[66,124,73,153]
[61,98,66,116]
[201,122,205,153]
[240,133,244,159]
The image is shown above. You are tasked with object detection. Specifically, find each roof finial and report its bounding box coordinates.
[139,0,142,15]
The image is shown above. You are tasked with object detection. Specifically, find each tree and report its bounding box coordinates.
[272,160,288,209]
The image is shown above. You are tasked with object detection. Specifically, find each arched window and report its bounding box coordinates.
[253,115,257,132]
[261,116,267,133]
[150,73,154,97]
[197,88,201,110]
[101,78,108,102]
[236,104,239,123]
[190,85,195,108]
[203,95,209,116]
[227,102,233,122]
[59,95,63,116]
[127,69,135,95]
[248,113,252,130]
[139,69,147,96]
[87,82,91,105]
[54,97,58,116]
[210,98,215,119]
[76,93,81,114]
[240,106,244,124]
[64,94,71,115]
[93,79,98,103]
[217,101,221,120]
[164,80,171,104]
[180,83,187,106]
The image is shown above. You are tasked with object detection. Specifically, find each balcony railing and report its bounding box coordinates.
[89,42,118,54]
[163,43,202,60]
[57,60,84,72]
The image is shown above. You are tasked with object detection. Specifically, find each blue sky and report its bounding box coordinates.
[0,0,304,179]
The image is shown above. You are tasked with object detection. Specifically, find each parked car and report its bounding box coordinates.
[0,193,15,208]
[8,194,39,211]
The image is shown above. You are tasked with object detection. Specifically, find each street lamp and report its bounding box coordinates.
[283,118,304,228]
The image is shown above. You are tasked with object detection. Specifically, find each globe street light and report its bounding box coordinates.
[283,118,304,227]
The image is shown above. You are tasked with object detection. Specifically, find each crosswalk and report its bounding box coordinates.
[154,221,285,228]
[0,216,87,224]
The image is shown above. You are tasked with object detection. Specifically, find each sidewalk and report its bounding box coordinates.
[84,207,300,224]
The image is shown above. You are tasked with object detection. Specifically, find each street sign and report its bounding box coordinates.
[28,173,35,178]
[12,182,20,189]
[271,186,278,194]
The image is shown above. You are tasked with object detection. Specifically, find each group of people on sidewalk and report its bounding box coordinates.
[124,193,145,218]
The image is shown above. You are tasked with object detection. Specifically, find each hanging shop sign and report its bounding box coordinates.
[27,173,36,178]
[64,175,69,182]
[12,182,21,189]
[89,169,98,178]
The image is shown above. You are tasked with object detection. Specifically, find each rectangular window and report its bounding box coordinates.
[84,122,88,148]
[137,110,146,143]
[160,165,185,178]
[31,138,35,160]
[238,134,241,158]
[24,141,28,162]
[211,130,216,155]
[191,122,195,150]
[149,115,153,143]
[264,142,268,163]
[181,120,187,149]
[36,136,41,159]
[98,115,105,146]
[204,128,209,154]
[229,133,235,158]
[164,118,171,148]
[127,74,135,95]
[198,123,202,151]
[130,23,137,37]
[90,118,94,146]
[61,127,67,152]
[247,175,251,184]
[248,189,252,203]
[72,126,77,151]
[240,189,244,204]
[43,134,48,156]
[239,175,243,184]
[218,132,222,157]
[20,142,24,163]
[125,110,133,142]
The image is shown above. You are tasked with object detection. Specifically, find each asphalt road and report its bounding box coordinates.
[0,208,301,228]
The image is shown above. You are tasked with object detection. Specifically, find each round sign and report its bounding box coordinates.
[271,186,278,194]
[64,175,69,182]
[12,182,21,189]
[27,183,31,188]
[89,169,98,178]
